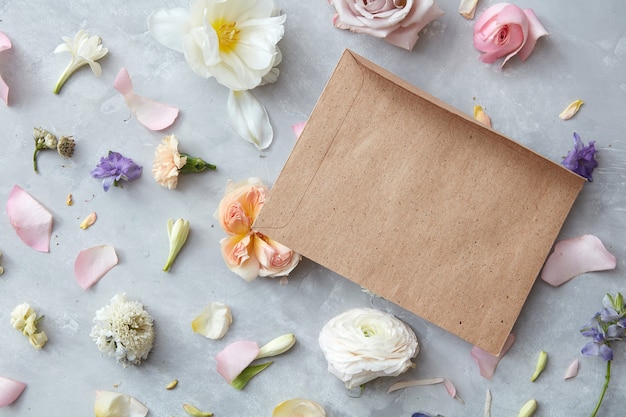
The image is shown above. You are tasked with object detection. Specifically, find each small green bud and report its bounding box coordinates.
[530,350,548,382]
[518,399,538,417]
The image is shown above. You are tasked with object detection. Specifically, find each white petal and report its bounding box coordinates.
[191,302,233,339]
[227,89,273,150]
[147,8,190,53]
[94,391,148,417]
[272,398,326,417]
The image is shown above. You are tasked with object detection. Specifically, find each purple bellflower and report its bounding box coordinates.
[580,292,626,416]
[90,151,142,191]
[562,132,598,181]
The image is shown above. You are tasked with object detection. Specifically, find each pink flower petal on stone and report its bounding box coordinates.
[113,67,179,131]
[471,333,516,379]
[0,32,11,105]
[564,359,579,380]
[6,185,53,252]
[291,122,306,139]
[74,245,118,289]
[0,376,26,407]
[215,340,259,383]
[540,235,617,287]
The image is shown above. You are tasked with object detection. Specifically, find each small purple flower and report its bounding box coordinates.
[90,151,142,191]
[562,132,598,181]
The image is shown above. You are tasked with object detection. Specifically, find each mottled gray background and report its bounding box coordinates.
[0,1,624,416]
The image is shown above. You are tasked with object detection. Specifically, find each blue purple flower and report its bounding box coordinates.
[561,132,598,181]
[90,151,142,191]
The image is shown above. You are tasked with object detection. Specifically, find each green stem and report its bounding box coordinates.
[591,360,611,417]
[33,149,39,172]
[53,61,75,94]
[180,153,216,173]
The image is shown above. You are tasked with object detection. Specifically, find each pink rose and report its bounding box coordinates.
[329,0,444,51]
[216,178,301,281]
[473,3,548,67]
[217,178,268,236]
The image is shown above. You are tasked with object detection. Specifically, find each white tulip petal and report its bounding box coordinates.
[94,391,148,417]
[147,8,190,53]
[459,0,479,19]
[191,302,233,340]
[227,89,273,150]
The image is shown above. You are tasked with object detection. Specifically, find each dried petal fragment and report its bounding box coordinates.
[387,378,444,393]
[564,359,579,380]
[165,379,178,390]
[471,333,516,379]
[74,245,118,289]
[443,379,464,403]
[113,67,179,131]
[484,389,492,417]
[540,235,616,287]
[183,403,213,417]
[459,0,479,19]
[79,212,97,229]
[473,105,492,127]
[559,99,584,120]
[6,185,53,252]
[0,376,26,407]
[66,193,73,206]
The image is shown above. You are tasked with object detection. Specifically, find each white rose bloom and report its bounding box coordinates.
[90,294,155,367]
[318,308,419,389]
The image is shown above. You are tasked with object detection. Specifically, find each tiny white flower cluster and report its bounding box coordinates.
[90,293,155,367]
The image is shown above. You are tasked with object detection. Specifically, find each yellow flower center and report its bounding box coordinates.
[213,19,240,53]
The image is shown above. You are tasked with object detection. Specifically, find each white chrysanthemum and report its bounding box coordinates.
[318,308,419,389]
[90,294,155,367]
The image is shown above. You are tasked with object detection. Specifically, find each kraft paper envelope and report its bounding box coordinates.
[254,50,585,354]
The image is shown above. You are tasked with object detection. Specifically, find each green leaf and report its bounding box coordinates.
[230,361,272,390]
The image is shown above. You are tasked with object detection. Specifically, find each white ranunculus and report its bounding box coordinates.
[148,0,285,92]
[318,308,419,389]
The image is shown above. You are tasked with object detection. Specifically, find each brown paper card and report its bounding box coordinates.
[254,50,585,354]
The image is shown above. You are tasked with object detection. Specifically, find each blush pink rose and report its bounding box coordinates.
[254,233,301,277]
[217,178,268,236]
[473,3,548,67]
[329,0,444,51]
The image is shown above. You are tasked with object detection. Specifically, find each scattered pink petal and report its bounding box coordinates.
[215,340,259,383]
[540,235,617,287]
[291,121,306,139]
[387,377,444,393]
[564,359,579,380]
[0,32,11,105]
[113,67,179,131]
[74,245,118,289]
[0,376,26,407]
[471,333,516,379]
[443,379,464,403]
[6,185,53,252]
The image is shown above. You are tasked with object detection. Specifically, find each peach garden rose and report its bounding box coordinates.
[217,178,301,281]
[328,0,444,51]
[473,3,548,67]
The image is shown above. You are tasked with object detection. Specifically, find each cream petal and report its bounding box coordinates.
[0,376,26,407]
[215,340,259,383]
[540,235,617,287]
[227,89,273,150]
[459,0,478,19]
[272,398,326,417]
[471,333,516,379]
[147,8,190,53]
[191,302,233,339]
[6,185,53,252]
[113,67,179,131]
[387,377,444,393]
[558,99,584,120]
[564,359,579,380]
[74,245,118,290]
[94,391,148,417]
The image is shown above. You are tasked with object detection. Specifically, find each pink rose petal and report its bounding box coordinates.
[6,185,53,252]
[564,359,579,380]
[0,32,11,105]
[113,67,179,131]
[0,376,26,407]
[291,122,306,139]
[471,333,516,379]
[517,9,549,62]
[74,245,118,289]
[540,235,617,287]
[215,340,259,383]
